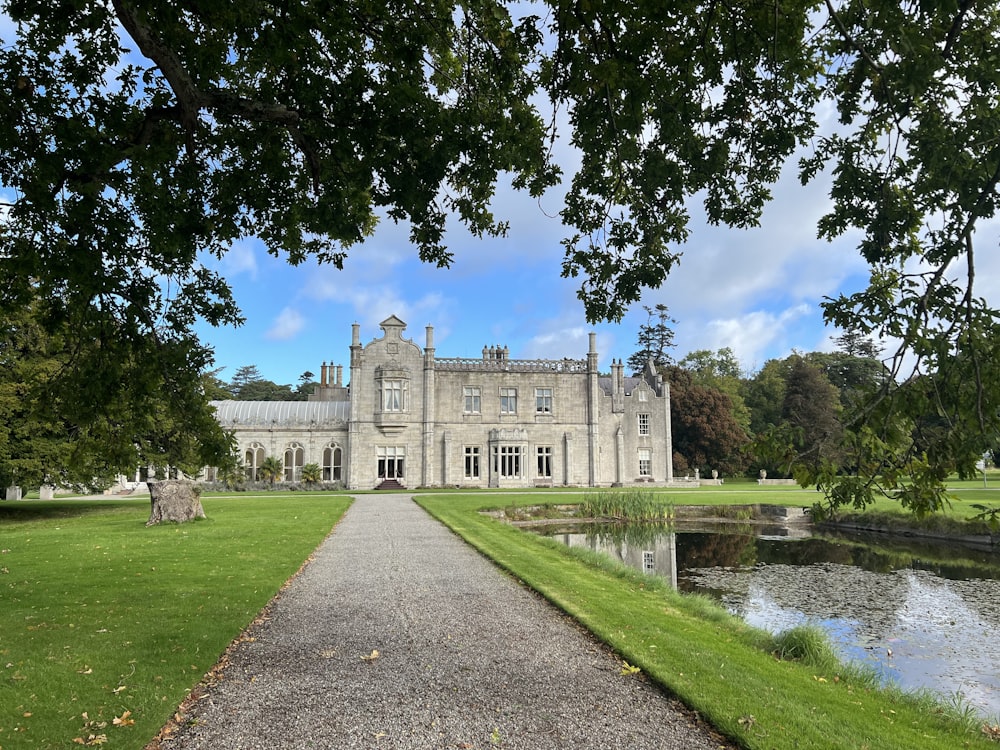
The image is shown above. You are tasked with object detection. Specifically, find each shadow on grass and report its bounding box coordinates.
[0,498,146,523]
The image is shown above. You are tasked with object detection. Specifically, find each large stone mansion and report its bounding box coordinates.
[210,315,675,489]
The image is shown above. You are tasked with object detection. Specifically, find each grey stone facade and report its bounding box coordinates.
[211,315,674,489]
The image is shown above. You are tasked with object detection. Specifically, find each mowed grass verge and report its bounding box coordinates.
[0,494,350,749]
[417,493,997,750]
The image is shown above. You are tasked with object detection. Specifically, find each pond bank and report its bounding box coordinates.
[821,516,998,552]
[495,499,999,550]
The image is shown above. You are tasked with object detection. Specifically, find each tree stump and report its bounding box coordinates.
[146,480,206,526]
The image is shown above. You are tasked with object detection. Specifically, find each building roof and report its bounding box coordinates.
[211,400,350,428]
[597,376,645,396]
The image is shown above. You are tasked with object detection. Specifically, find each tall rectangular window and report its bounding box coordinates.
[464,446,480,479]
[535,387,553,414]
[637,413,650,435]
[638,448,652,476]
[495,445,521,477]
[381,379,405,412]
[463,386,481,414]
[536,446,552,478]
[500,387,518,414]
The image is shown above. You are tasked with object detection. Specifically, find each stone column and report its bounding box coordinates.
[586,332,600,486]
[615,425,625,486]
[346,322,362,490]
[441,431,451,486]
[663,381,674,483]
[422,325,436,487]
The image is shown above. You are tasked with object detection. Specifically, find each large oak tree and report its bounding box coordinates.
[2,1,999,505]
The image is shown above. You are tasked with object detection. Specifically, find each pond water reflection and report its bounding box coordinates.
[535,522,1000,720]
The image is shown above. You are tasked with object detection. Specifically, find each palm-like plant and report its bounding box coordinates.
[219,462,245,490]
[259,456,283,486]
[300,463,322,485]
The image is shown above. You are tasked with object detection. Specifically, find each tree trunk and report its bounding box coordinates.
[146,479,206,526]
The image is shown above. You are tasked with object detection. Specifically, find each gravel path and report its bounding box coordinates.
[161,494,733,750]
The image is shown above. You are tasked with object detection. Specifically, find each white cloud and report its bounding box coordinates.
[521,325,592,361]
[0,190,13,227]
[221,240,259,279]
[265,307,306,341]
[682,305,815,373]
[303,268,450,344]
[654,165,864,316]
[954,215,1000,306]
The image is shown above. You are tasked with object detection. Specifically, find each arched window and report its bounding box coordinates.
[322,444,343,481]
[284,443,304,482]
[245,443,265,481]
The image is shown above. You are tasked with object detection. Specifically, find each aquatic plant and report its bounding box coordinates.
[577,489,675,521]
[772,624,841,672]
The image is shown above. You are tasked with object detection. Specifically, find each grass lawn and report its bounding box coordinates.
[3,483,996,749]
[417,493,999,750]
[0,493,350,749]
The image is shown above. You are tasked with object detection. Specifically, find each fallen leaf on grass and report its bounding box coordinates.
[77,667,93,675]
[361,649,380,662]
[79,714,107,732]
[72,734,107,746]
[113,710,134,727]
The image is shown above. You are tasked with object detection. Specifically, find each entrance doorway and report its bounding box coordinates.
[377,446,405,481]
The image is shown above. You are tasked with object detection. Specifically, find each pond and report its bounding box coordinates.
[531,519,1000,721]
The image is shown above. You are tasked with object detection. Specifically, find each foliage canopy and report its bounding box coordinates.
[2,1,1000,501]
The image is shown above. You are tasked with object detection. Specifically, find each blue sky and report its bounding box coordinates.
[194,84,1000,387]
[195,153,876,388]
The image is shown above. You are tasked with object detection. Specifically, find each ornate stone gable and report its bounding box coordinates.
[368,315,422,365]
